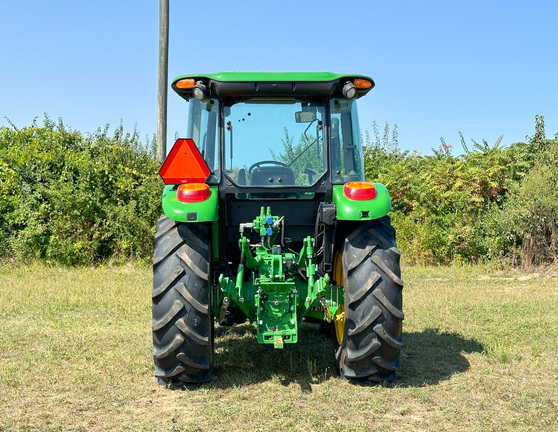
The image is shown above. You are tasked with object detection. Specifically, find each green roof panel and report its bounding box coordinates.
[172,72,375,100]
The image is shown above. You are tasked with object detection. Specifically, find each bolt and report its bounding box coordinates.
[290,306,295,311]
[259,307,263,311]
[290,320,295,325]
[259,320,264,325]
[274,300,280,306]
[306,297,311,303]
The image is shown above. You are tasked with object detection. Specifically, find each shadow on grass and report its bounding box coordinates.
[397,329,485,387]
[173,325,484,391]
[209,322,336,392]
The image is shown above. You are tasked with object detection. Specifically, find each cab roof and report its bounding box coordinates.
[172,72,375,100]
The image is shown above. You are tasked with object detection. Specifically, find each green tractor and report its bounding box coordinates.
[152,72,403,384]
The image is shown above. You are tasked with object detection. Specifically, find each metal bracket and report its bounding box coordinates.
[219,297,230,324]
[320,297,333,323]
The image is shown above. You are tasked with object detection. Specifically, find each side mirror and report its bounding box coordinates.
[295,111,316,123]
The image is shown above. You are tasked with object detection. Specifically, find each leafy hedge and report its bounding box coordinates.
[0,117,162,264]
[1,116,556,267]
[365,117,558,266]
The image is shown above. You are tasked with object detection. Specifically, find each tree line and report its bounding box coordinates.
[0,116,556,266]
[0,117,162,264]
[364,116,558,267]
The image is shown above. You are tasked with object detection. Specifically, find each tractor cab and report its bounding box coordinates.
[160,73,390,254]
[173,72,371,196]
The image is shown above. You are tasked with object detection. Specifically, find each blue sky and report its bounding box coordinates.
[1,0,557,155]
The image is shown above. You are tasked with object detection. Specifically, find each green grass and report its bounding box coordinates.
[1,264,557,431]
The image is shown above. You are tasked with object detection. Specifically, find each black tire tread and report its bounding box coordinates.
[152,300,183,331]
[348,306,382,336]
[175,282,208,314]
[152,229,183,266]
[175,317,209,345]
[152,267,185,298]
[336,216,404,382]
[154,215,176,240]
[154,333,185,360]
[346,338,382,362]
[152,215,213,384]
[372,288,404,320]
[347,272,380,305]
[176,246,209,279]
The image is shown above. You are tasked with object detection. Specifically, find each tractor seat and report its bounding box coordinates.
[249,166,296,186]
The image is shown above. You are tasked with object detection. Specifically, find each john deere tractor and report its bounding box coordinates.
[153,72,403,384]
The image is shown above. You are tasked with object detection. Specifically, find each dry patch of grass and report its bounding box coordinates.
[1,264,557,431]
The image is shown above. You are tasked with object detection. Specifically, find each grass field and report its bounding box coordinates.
[1,263,557,431]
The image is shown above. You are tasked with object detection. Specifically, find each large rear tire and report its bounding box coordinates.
[335,217,404,382]
[152,215,213,384]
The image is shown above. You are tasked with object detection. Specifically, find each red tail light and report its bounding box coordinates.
[176,183,210,203]
[343,182,377,201]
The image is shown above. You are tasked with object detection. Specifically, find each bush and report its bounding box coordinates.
[364,126,534,264]
[479,125,558,266]
[364,117,558,266]
[2,115,556,267]
[0,117,162,265]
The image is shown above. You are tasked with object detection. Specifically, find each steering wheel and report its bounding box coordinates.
[248,160,290,174]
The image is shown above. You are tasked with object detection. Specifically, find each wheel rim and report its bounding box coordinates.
[333,251,345,345]
[334,305,345,344]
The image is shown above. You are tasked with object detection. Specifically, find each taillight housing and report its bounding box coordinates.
[176,183,210,203]
[343,182,377,201]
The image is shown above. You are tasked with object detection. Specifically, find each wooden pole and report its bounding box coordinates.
[157,0,169,164]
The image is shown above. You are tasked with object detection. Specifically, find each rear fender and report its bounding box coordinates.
[162,185,218,222]
[332,183,391,221]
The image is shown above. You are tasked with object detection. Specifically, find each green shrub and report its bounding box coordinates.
[479,131,558,266]
[2,115,556,267]
[364,126,534,264]
[363,117,558,266]
[0,117,162,265]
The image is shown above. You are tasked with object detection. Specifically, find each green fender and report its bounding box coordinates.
[332,183,391,221]
[161,185,218,222]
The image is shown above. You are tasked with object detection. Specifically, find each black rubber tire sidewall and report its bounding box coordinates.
[336,217,404,382]
[152,215,213,384]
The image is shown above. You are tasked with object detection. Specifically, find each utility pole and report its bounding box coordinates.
[157,0,169,164]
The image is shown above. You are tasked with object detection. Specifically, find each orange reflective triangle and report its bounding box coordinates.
[159,139,211,184]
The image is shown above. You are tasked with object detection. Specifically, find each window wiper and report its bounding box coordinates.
[288,120,322,167]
